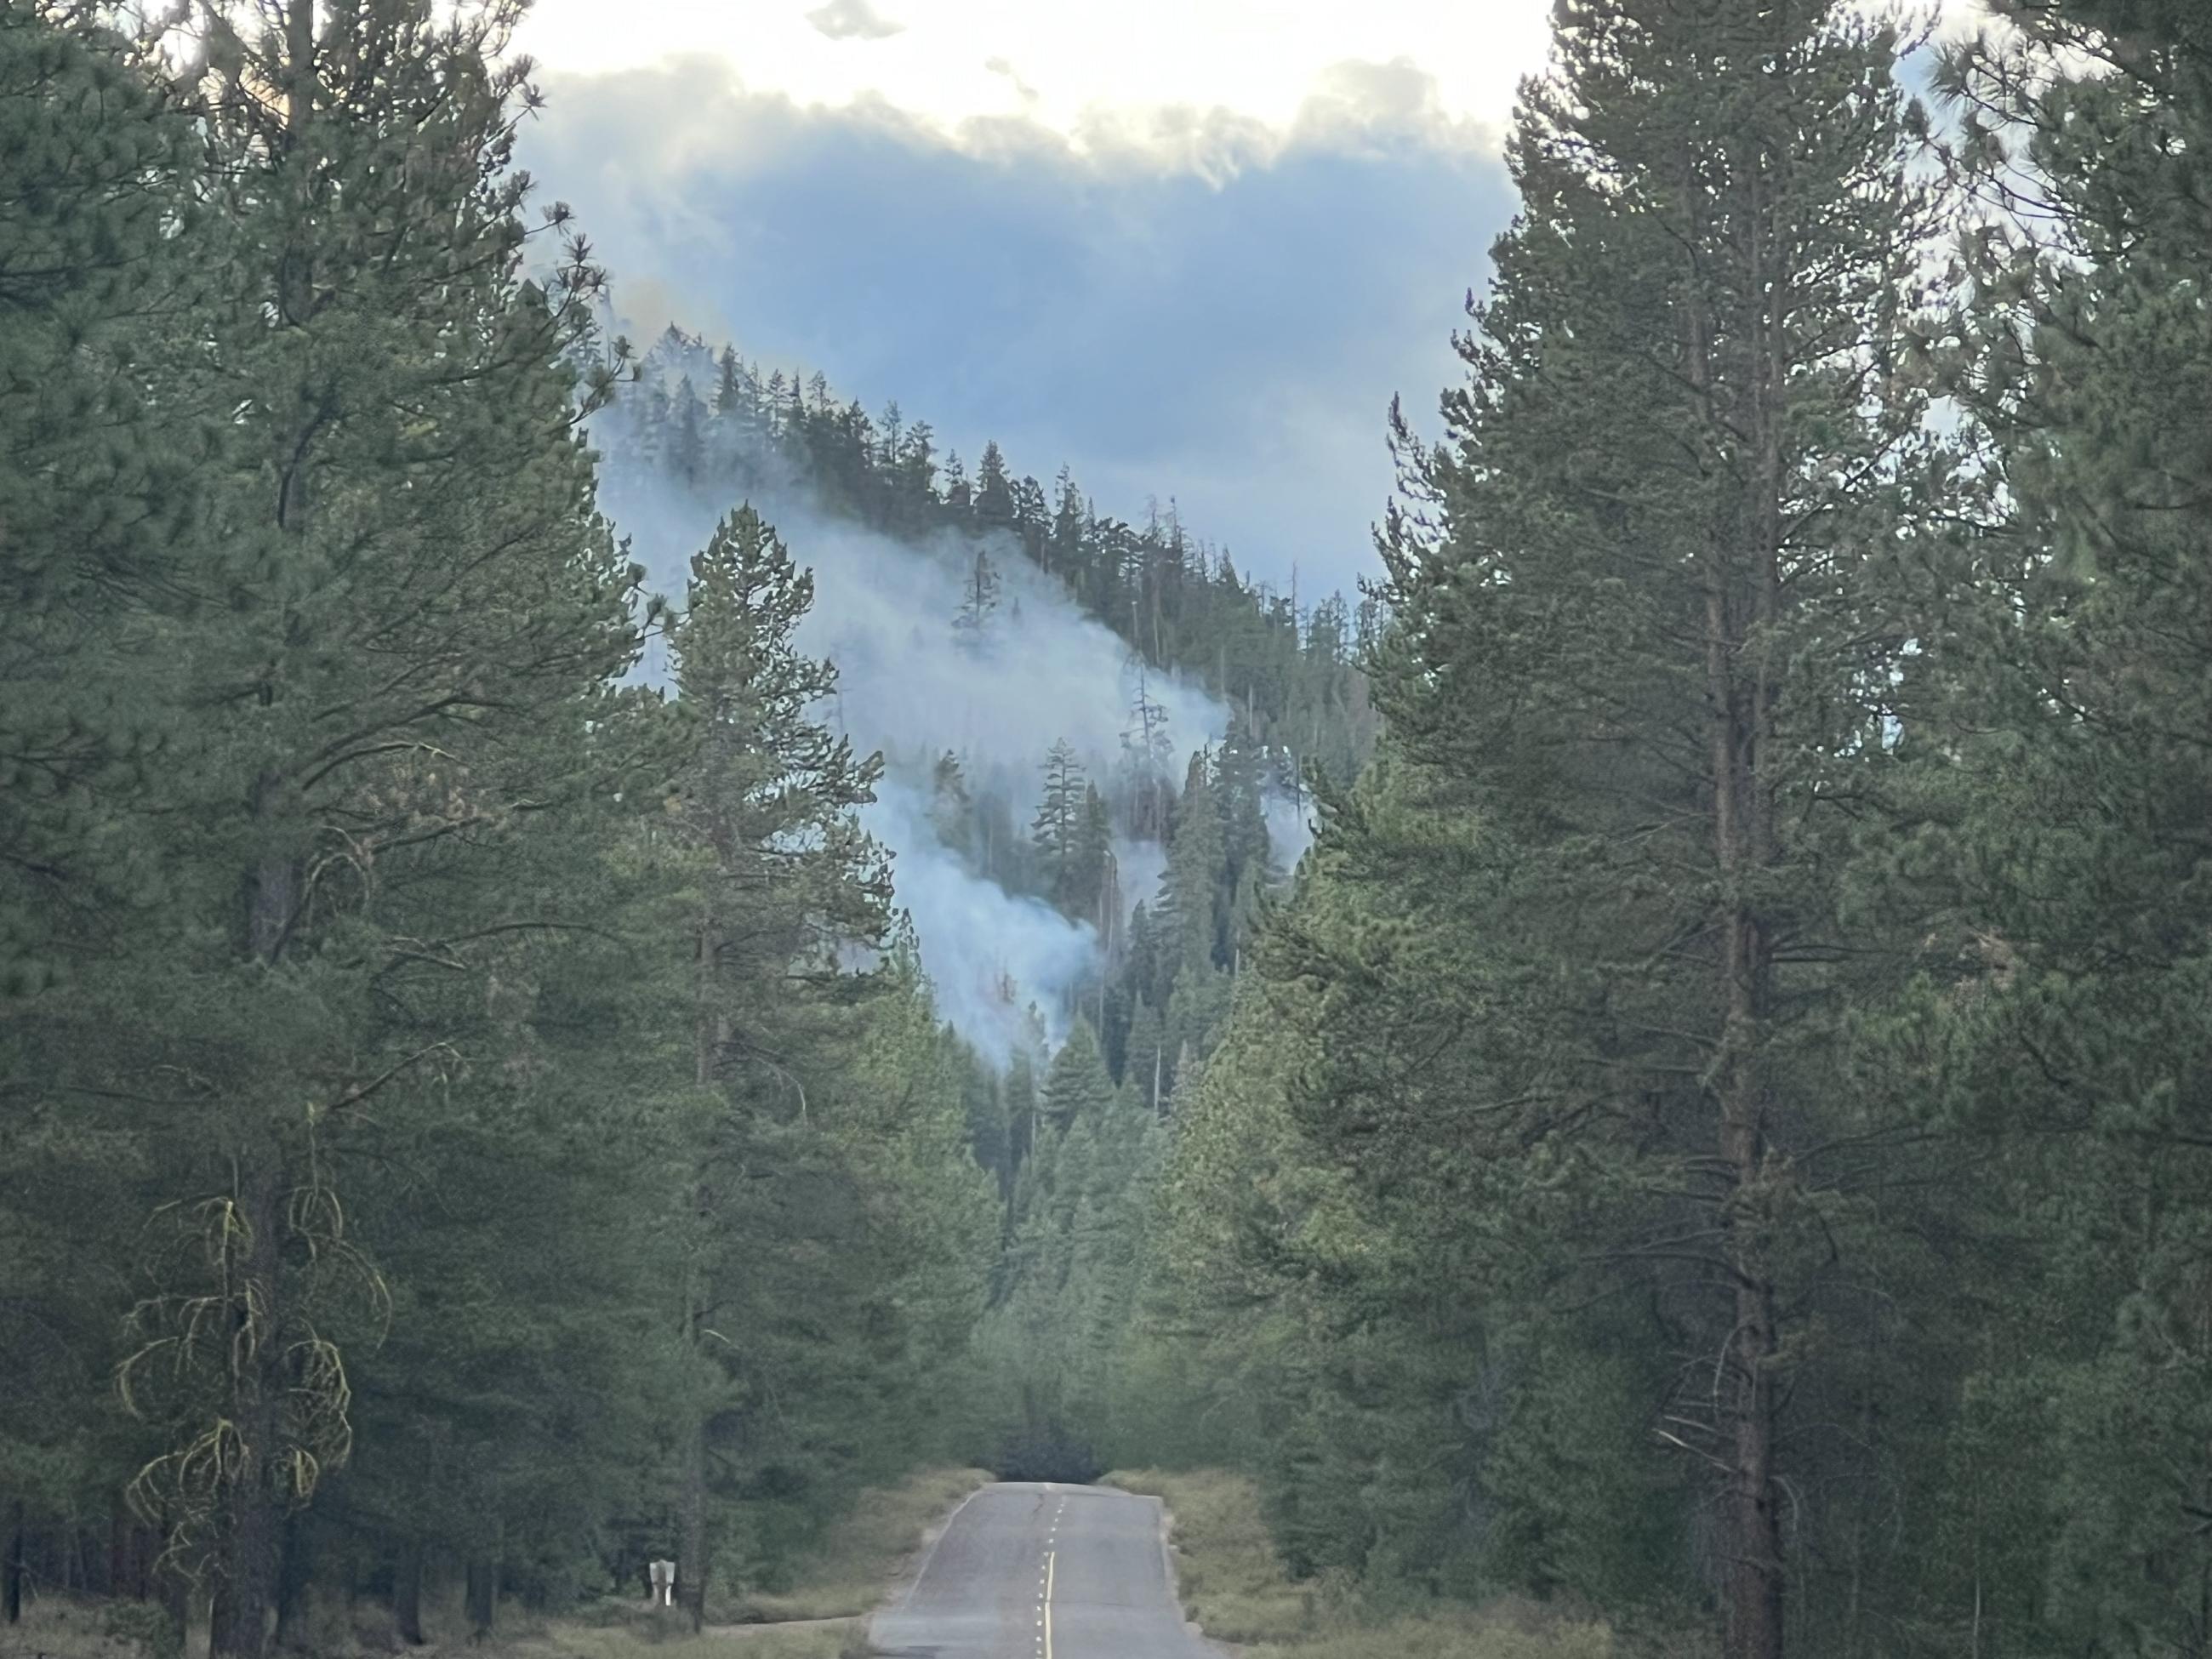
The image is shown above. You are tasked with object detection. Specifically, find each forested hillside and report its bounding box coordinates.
[9,2,2212,1659]
[586,322,1374,1109]
[579,314,1375,1486]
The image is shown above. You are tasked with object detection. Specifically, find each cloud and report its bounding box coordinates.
[1291,55,1499,154]
[522,60,1512,593]
[984,55,1039,106]
[806,0,904,42]
[515,0,1556,152]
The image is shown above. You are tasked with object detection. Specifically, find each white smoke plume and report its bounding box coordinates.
[595,450,1234,1059]
[1263,790,1316,874]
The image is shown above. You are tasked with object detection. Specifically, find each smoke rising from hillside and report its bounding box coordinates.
[595,446,1272,1058]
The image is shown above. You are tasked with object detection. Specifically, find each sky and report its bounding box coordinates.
[510,0,1553,595]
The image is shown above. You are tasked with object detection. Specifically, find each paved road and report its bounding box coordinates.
[870,1481,1213,1658]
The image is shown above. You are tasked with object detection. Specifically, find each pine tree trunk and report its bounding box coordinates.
[209,3,317,1640]
[1679,159,1790,1654]
[187,1581,214,1659]
[677,1417,707,1634]
[1722,1040,1786,1659]
[1712,690,1787,1659]
[4,1499,24,1624]
[212,1163,286,1659]
[108,1502,123,1596]
[393,1541,425,1645]
[272,1516,309,1646]
[124,1516,153,1602]
[1730,161,1791,1659]
[219,682,295,1659]
[160,1527,191,1633]
[464,1557,495,1641]
[681,894,715,1640]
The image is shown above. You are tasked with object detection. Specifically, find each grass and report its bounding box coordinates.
[0,1600,879,1659]
[508,1621,870,1659]
[1103,1465,1311,1644]
[1,1466,989,1659]
[0,1594,173,1659]
[721,1465,993,1625]
[1103,1468,1623,1659]
[542,1463,993,1657]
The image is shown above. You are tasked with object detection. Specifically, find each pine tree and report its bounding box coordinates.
[1120,657,1176,841]
[0,12,225,1572]
[1040,1022,1116,1134]
[1214,715,1276,904]
[1030,741,1088,911]
[1850,4,2212,1647]
[974,439,1017,530]
[1277,2,1937,1649]
[951,547,1001,653]
[666,502,892,1628]
[669,374,708,489]
[928,750,976,859]
[92,8,646,1650]
[1069,785,1115,929]
[0,0,219,976]
[1160,752,1224,978]
[1050,467,1086,584]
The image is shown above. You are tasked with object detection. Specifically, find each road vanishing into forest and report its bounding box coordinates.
[870,1482,1215,1658]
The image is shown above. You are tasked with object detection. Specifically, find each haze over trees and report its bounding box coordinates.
[6,2,2212,1659]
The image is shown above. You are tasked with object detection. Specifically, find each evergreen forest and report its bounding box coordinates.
[6,3,2212,1657]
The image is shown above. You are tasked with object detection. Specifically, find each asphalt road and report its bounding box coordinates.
[869,1481,1215,1658]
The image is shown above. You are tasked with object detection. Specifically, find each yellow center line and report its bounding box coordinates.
[1045,1548,1057,1659]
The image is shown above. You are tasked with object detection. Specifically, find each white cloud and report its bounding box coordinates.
[515,0,1992,170]
[806,0,904,42]
[515,0,1551,161]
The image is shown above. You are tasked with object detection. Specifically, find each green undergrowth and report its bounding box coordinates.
[1103,1468,1629,1659]
[717,1465,993,1625]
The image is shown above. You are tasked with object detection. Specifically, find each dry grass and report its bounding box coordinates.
[0,1594,168,1659]
[508,1621,870,1659]
[723,1466,993,1626]
[1,1466,989,1659]
[1103,1466,1311,1644]
[0,1600,875,1659]
[1103,1468,1622,1659]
